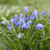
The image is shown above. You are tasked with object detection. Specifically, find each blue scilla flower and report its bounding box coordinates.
[33,10,38,19]
[1,21,5,25]
[41,36,43,39]
[25,14,29,21]
[8,24,13,30]
[18,17,25,26]
[19,14,23,18]
[49,16,50,19]
[15,21,19,26]
[10,19,15,23]
[18,33,21,39]
[42,10,46,16]
[24,37,25,39]
[21,23,30,29]
[19,15,24,20]
[33,10,38,16]
[15,14,18,21]
[36,23,45,30]
[24,7,29,13]
[49,16,50,21]
[39,13,41,16]
[30,15,34,20]
[27,20,32,24]
[36,40,39,42]
[18,20,22,26]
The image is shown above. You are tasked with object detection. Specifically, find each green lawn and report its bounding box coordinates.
[0,0,50,11]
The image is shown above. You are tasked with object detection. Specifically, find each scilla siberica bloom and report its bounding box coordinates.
[24,7,29,13]
[8,24,13,30]
[33,10,38,19]
[15,21,19,26]
[30,15,34,20]
[24,37,25,39]
[14,14,18,21]
[19,14,23,18]
[36,23,45,30]
[18,18,24,26]
[49,16,50,21]
[42,10,46,16]
[39,13,41,16]
[18,16,25,26]
[10,19,15,23]
[25,14,29,21]
[36,40,39,42]
[27,20,32,24]
[41,36,43,39]
[18,33,21,38]
[21,23,30,29]
[1,21,5,25]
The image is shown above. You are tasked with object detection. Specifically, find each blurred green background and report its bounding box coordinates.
[0,0,50,10]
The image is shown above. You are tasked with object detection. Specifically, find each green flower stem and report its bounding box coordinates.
[19,39,23,50]
[28,31,36,44]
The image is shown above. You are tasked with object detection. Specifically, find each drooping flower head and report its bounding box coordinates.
[49,16,50,19]
[33,10,38,19]
[1,21,5,25]
[42,10,46,16]
[21,23,30,29]
[8,24,13,30]
[24,37,25,39]
[36,23,45,30]
[27,20,32,24]
[14,14,18,21]
[39,13,41,16]
[30,15,34,20]
[24,7,29,13]
[33,10,38,16]
[18,19,23,26]
[41,36,43,39]
[25,14,29,21]
[36,40,39,42]
[15,21,19,26]
[10,19,15,23]
[19,14,23,18]
[18,33,21,39]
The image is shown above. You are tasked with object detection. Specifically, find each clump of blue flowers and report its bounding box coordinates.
[0,7,49,50]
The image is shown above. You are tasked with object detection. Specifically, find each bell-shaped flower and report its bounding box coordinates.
[24,7,29,13]
[8,24,13,30]
[21,23,30,29]
[36,40,39,42]
[33,10,38,16]
[14,14,18,21]
[18,33,21,39]
[1,21,5,25]
[41,36,43,39]
[36,23,45,30]
[10,19,15,23]
[42,10,46,16]
[27,20,32,24]
[30,15,34,20]
[39,13,41,16]
[15,21,19,26]
[25,14,29,21]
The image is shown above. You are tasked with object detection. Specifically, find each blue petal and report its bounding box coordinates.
[15,14,18,20]
[41,36,43,39]
[18,33,21,39]
[42,10,46,16]
[30,15,34,20]
[1,21,5,25]
[8,24,13,30]
[24,7,29,13]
